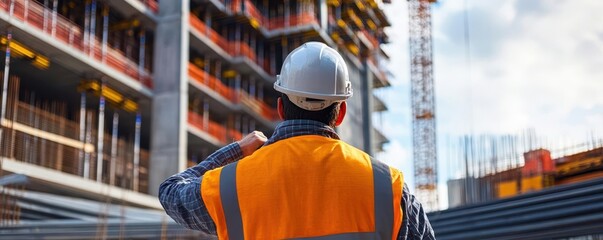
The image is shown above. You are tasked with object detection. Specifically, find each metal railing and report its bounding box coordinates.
[242,0,264,25]
[0,0,153,88]
[0,75,149,193]
[237,89,279,121]
[1,102,150,193]
[267,12,318,30]
[188,63,278,122]
[138,0,158,13]
[232,40,258,66]
[189,15,232,55]
[188,63,236,102]
[231,0,319,31]
[361,29,379,48]
[187,111,244,145]
[190,13,278,75]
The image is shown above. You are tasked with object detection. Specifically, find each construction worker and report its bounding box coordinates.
[159,42,435,239]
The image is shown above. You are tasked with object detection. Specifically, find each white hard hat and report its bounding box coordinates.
[274,42,352,111]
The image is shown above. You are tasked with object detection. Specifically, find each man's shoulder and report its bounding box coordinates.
[335,141,400,169]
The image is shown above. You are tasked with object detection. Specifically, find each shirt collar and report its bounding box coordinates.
[264,119,340,146]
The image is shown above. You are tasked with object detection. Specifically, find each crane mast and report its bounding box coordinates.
[408,0,438,212]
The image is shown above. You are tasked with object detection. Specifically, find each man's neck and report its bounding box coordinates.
[264,119,340,146]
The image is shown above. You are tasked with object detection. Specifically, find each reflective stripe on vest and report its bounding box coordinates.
[219,158,394,240]
[220,161,244,240]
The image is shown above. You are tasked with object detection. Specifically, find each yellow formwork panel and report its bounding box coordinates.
[557,157,603,175]
[521,175,544,193]
[498,180,518,198]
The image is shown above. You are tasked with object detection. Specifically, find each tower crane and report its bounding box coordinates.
[408,0,438,212]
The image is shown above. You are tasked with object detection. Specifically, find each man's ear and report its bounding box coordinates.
[277,97,285,120]
[334,101,347,127]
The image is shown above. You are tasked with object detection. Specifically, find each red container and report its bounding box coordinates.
[522,149,555,176]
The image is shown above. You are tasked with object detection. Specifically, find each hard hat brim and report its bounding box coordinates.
[274,82,352,101]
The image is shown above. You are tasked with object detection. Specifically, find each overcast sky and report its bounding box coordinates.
[376,0,603,209]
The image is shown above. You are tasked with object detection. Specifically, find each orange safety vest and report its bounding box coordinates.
[201,135,404,240]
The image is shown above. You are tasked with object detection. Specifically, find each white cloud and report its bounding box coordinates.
[377,140,415,190]
[432,0,603,138]
[380,0,603,209]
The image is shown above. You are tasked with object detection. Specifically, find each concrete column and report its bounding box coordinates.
[78,92,86,176]
[138,29,146,78]
[149,0,189,196]
[83,1,89,52]
[109,112,119,186]
[319,0,327,30]
[89,0,97,58]
[361,61,374,156]
[0,32,11,160]
[96,94,105,182]
[24,0,29,23]
[132,113,141,191]
[101,4,109,63]
[51,0,58,37]
[84,111,93,179]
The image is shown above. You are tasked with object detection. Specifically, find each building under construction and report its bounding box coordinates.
[429,134,603,239]
[444,134,603,208]
[0,0,393,238]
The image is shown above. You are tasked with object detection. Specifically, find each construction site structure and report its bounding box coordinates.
[446,133,603,208]
[432,134,603,239]
[408,0,438,211]
[154,0,393,193]
[0,0,394,237]
[431,176,603,240]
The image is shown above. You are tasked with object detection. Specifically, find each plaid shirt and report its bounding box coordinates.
[159,119,435,239]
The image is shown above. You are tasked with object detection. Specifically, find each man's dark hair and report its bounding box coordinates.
[281,94,340,127]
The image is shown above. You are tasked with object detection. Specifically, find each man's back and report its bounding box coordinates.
[160,42,435,239]
[202,135,403,239]
[202,135,402,239]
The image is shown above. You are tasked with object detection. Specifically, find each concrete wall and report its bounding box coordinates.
[149,0,189,196]
[337,55,372,155]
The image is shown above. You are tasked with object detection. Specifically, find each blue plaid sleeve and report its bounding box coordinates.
[159,142,243,234]
[399,184,436,240]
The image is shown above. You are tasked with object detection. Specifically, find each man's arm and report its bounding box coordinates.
[398,184,436,240]
[158,131,267,233]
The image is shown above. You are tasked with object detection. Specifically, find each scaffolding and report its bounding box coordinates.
[0,73,149,194]
[1,0,394,237]
[0,0,154,87]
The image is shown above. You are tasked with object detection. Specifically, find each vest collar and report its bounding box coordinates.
[265,119,340,146]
